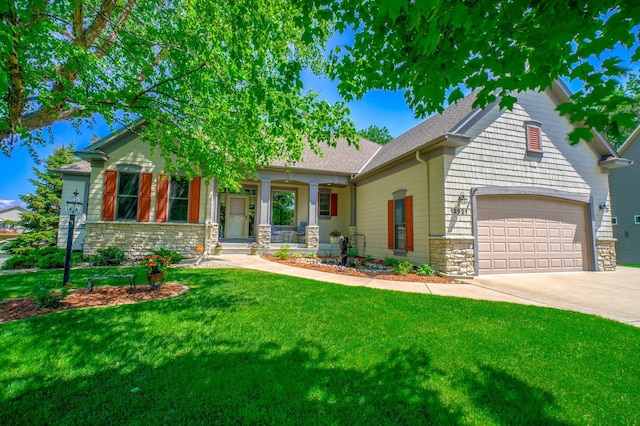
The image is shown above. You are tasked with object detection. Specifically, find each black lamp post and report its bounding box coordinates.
[63,190,83,286]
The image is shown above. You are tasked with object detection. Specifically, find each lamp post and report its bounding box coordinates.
[63,190,83,286]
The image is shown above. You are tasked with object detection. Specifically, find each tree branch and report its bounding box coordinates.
[6,1,25,133]
[95,0,137,59]
[130,61,209,107]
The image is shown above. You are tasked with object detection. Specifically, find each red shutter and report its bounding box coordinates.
[527,125,541,151]
[101,170,117,221]
[138,172,152,222]
[330,193,338,216]
[188,177,202,223]
[156,174,169,222]
[387,199,394,249]
[405,195,414,252]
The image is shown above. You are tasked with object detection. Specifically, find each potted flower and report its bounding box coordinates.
[329,229,342,244]
[250,242,259,255]
[140,254,172,289]
[214,241,223,255]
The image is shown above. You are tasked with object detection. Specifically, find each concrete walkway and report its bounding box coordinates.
[196,255,640,327]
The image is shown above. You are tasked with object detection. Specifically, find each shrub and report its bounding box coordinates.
[2,254,39,270]
[38,250,66,269]
[306,252,317,258]
[365,254,374,262]
[94,246,126,266]
[416,264,436,276]
[384,258,399,267]
[33,282,69,309]
[150,248,183,264]
[394,260,413,276]
[292,253,302,259]
[274,245,291,260]
[348,249,358,257]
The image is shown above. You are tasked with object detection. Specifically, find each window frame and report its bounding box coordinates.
[635,215,640,225]
[168,175,190,222]
[612,217,618,226]
[115,171,140,221]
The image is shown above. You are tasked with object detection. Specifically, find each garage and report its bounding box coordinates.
[476,195,590,274]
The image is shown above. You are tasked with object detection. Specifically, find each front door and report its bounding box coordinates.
[226,195,249,238]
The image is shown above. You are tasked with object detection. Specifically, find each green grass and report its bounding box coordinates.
[621,264,640,268]
[1,268,639,425]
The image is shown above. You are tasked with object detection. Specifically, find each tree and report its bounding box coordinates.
[1,1,638,179]
[0,1,356,188]
[359,125,393,145]
[330,1,639,144]
[6,146,77,255]
[603,72,640,147]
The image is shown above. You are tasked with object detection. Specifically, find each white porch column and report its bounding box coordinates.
[308,182,318,226]
[260,179,271,224]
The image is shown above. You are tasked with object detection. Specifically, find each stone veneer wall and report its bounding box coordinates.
[305,225,319,249]
[207,223,219,254]
[429,236,475,276]
[596,237,617,271]
[257,224,271,248]
[84,222,206,259]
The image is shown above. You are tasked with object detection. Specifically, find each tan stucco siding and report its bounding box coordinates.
[357,162,428,265]
[318,186,351,244]
[445,90,613,239]
[87,138,207,224]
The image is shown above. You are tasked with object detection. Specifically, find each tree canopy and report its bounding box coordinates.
[602,72,640,147]
[359,125,393,145]
[1,1,638,185]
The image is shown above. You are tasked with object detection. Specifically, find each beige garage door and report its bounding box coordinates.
[477,196,589,274]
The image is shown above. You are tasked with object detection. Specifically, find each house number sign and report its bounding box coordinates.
[451,208,469,215]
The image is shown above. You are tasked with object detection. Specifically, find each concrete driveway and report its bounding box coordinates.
[466,266,640,327]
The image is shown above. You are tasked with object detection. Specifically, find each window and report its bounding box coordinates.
[525,121,543,154]
[387,191,414,252]
[635,215,640,225]
[612,217,618,226]
[116,171,139,220]
[169,176,189,221]
[319,190,338,218]
[272,189,296,226]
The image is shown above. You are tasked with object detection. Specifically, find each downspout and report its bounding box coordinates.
[415,151,431,263]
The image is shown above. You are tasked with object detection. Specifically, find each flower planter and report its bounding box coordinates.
[214,247,223,255]
[147,271,165,290]
[330,236,340,244]
[250,248,259,255]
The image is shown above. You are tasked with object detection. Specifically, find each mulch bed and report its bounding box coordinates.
[261,254,452,284]
[0,283,187,324]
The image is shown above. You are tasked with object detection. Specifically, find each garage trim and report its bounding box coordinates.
[471,186,596,275]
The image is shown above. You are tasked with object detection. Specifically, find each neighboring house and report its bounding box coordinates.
[0,205,29,234]
[56,81,630,276]
[610,125,640,264]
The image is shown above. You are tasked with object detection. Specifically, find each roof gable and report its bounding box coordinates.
[618,125,640,157]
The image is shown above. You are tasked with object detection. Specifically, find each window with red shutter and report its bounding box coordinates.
[388,192,413,252]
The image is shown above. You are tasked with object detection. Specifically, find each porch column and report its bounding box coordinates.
[308,183,318,226]
[258,179,272,248]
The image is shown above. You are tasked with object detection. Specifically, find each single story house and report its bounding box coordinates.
[56,81,630,276]
[0,205,29,234]
[610,125,639,264]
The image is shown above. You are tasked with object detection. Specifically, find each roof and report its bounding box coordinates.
[270,137,382,174]
[52,161,91,175]
[359,91,480,174]
[618,125,640,156]
[0,205,29,215]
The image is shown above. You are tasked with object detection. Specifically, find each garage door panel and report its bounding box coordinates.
[477,196,588,274]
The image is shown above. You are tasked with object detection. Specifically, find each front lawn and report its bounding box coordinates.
[621,264,640,268]
[1,268,639,424]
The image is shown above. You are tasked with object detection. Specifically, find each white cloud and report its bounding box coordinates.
[0,200,22,210]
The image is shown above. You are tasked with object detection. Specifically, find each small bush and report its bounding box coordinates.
[150,248,183,264]
[292,253,302,259]
[94,246,126,266]
[384,258,399,267]
[2,254,39,270]
[274,245,291,260]
[33,282,70,309]
[38,250,66,269]
[306,253,317,258]
[416,264,436,276]
[394,260,413,276]
[348,250,358,257]
[365,254,374,262]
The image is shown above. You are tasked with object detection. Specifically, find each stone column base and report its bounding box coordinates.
[306,225,319,249]
[429,236,475,277]
[596,237,617,271]
[258,224,271,248]
[207,223,219,254]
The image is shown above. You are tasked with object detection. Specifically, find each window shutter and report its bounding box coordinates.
[330,193,338,216]
[138,172,152,222]
[155,174,169,222]
[188,177,202,223]
[387,199,394,249]
[527,125,542,152]
[101,170,117,221]
[405,195,414,251]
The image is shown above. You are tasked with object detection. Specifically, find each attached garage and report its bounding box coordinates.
[476,195,591,274]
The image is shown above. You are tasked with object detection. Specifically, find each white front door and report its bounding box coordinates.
[226,195,249,238]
